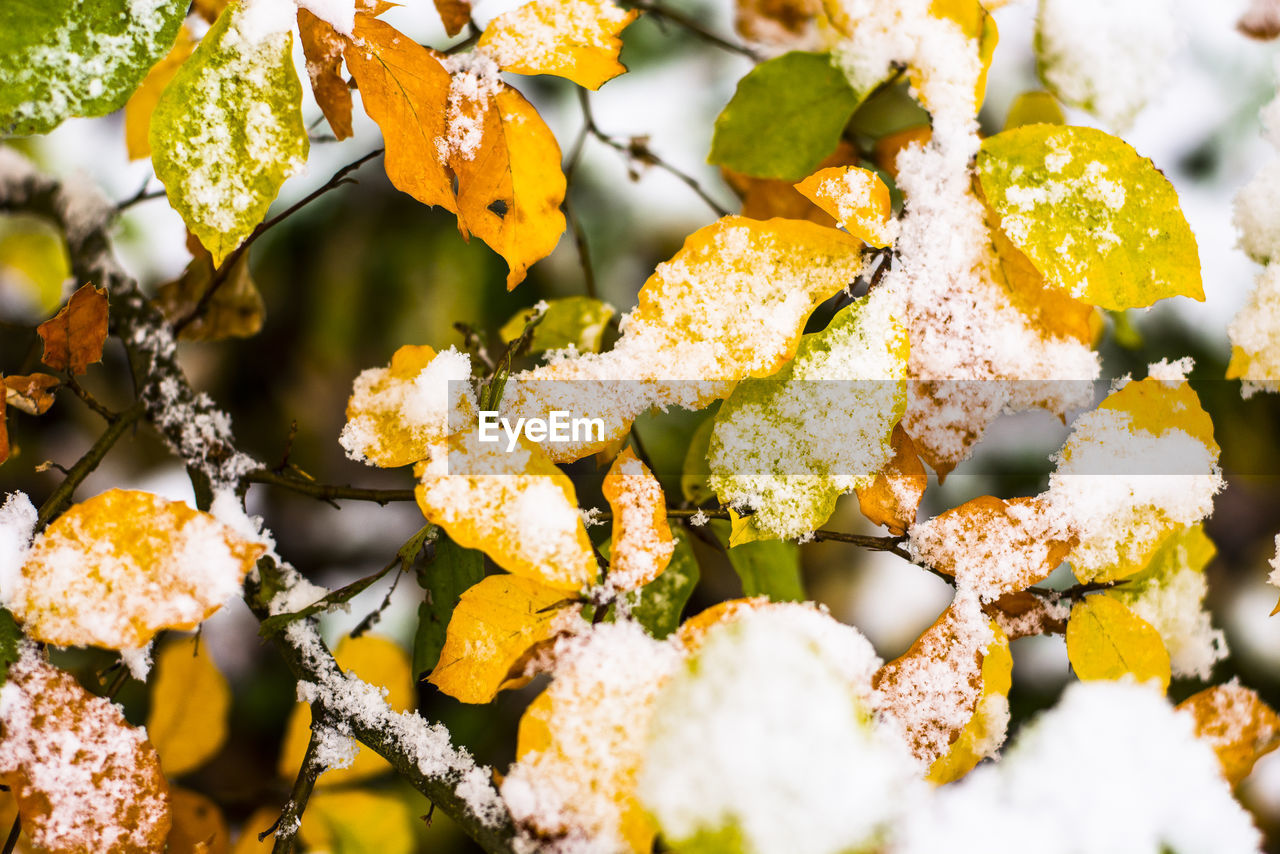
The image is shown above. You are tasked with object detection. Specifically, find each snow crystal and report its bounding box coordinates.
[234,0,299,44]
[479,0,633,72]
[1234,159,1280,265]
[0,493,36,607]
[688,509,709,526]
[0,646,170,853]
[1120,562,1227,680]
[501,620,680,853]
[1148,356,1196,385]
[1229,265,1280,396]
[119,644,154,681]
[311,719,361,771]
[889,681,1261,854]
[640,606,918,854]
[1036,0,1180,130]
[603,453,674,591]
[296,0,356,35]
[437,52,505,162]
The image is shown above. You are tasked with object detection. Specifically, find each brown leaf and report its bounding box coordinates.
[153,243,264,342]
[435,0,472,36]
[37,283,108,375]
[298,9,353,140]
[1178,682,1280,785]
[0,652,171,854]
[1239,0,1280,38]
[735,0,821,44]
[984,589,1067,639]
[3,373,60,416]
[855,425,926,535]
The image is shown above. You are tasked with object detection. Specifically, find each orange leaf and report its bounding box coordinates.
[855,425,926,535]
[603,446,675,591]
[3,373,59,416]
[1177,682,1280,785]
[723,141,858,225]
[478,0,639,90]
[298,9,353,140]
[428,574,579,703]
[794,165,895,247]
[435,0,472,36]
[37,283,108,375]
[343,14,454,210]
[0,651,170,854]
[167,788,230,854]
[0,409,8,467]
[14,490,265,650]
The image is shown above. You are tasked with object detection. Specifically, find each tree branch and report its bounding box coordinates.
[35,401,145,532]
[622,0,761,61]
[243,468,416,505]
[267,727,323,854]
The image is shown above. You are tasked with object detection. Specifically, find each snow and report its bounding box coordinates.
[603,453,674,591]
[640,605,919,854]
[889,681,1261,854]
[1148,356,1196,384]
[235,0,301,44]
[479,0,633,71]
[0,645,170,853]
[1036,0,1181,130]
[297,0,357,36]
[437,52,505,162]
[119,644,154,681]
[0,492,36,606]
[1119,560,1227,680]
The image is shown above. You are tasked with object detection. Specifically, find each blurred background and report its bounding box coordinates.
[5,0,1280,850]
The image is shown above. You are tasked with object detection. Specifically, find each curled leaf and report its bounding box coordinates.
[297,9,353,140]
[926,621,1012,783]
[855,425,925,535]
[603,447,675,591]
[794,165,895,246]
[3,374,59,416]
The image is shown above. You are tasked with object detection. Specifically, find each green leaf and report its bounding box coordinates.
[500,297,615,354]
[0,608,21,687]
[680,413,716,506]
[0,0,188,135]
[1003,90,1065,131]
[626,529,700,639]
[707,293,908,540]
[709,52,863,181]
[150,3,309,265]
[412,535,486,679]
[975,124,1202,311]
[712,521,804,601]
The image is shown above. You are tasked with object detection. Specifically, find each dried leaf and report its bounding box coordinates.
[154,242,265,342]
[3,373,59,416]
[37,283,108,375]
[14,490,265,650]
[298,9,353,140]
[1065,594,1171,690]
[1178,682,1280,785]
[478,0,639,90]
[415,432,599,590]
[0,651,170,854]
[735,0,822,45]
[147,635,231,778]
[794,165,895,246]
[279,635,413,785]
[855,425,925,535]
[603,447,675,591]
[428,574,579,703]
[435,0,473,36]
[124,24,196,160]
[167,788,230,854]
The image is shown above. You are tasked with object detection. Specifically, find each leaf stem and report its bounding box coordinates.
[34,400,145,532]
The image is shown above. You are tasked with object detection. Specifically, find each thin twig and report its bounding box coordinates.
[35,401,145,532]
[624,0,761,61]
[266,728,324,853]
[1,816,19,854]
[562,195,598,299]
[65,375,116,421]
[174,148,384,335]
[243,469,416,505]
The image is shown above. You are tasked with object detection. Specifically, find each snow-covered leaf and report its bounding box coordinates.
[478,0,639,90]
[603,447,674,591]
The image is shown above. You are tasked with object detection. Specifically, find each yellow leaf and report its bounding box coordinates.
[415,432,598,590]
[507,624,676,853]
[297,9,353,140]
[855,425,927,535]
[478,0,639,90]
[1098,375,1218,451]
[229,807,277,854]
[508,216,865,462]
[1004,90,1065,130]
[453,83,567,289]
[927,0,997,109]
[278,635,414,785]
[976,125,1202,310]
[927,621,1012,783]
[0,652,171,854]
[603,447,675,590]
[794,165,895,246]
[124,25,196,160]
[343,14,454,210]
[299,789,417,854]
[1178,682,1280,786]
[1065,595,1171,690]
[428,574,579,703]
[14,490,264,650]
[341,344,476,468]
[147,635,231,778]
[167,787,230,854]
